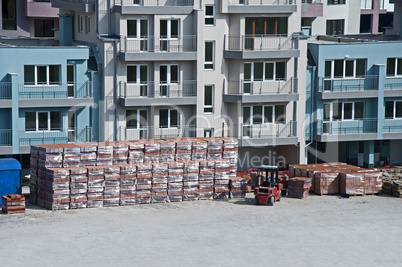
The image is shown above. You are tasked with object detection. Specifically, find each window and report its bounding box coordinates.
[245,17,287,37]
[244,62,286,82]
[326,20,344,35]
[204,129,213,137]
[385,101,402,119]
[159,109,180,128]
[324,59,366,79]
[160,65,179,97]
[127,19,148,38]
[24,65,61,85]
[25,111,61,131]
[78,15,83,33]
[204,85,214,113]
[323,102,365,121]
[127,65,148,96]
[126,109,148,129]
[34,20,54,37]
[67,65,75,97]
[85,16,90,34]
[205,5,215,26]
[243,105,286,125]
[328,0,345,4]
[204,41,214,70]
[2,0,16,30]
[160,19,179,51]
[386,58,402,77]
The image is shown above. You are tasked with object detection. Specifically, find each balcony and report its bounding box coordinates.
[224,35,299,59]
[117,126,196,141]
[26,0,59,18]
[0,129,12,154]
[223,78,298,103]
[18,82,93,107]
[116,0,194,14]
[318,76,379,99]
[118,81,197,106]
[222,0,296,13]
[51,0,95,12]
[225,121,298,147]
[317,119,378,142]
[119,36,197,61]
[384,77,402,97]
[383,120,402,139]
[301,0,323,18]
[0,82,12,101]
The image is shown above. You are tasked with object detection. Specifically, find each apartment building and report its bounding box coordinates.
[0,38,98,165]
[50,0,308,169]
[306,36,402,167]
[301,0,360,36]
[0,0,59,37]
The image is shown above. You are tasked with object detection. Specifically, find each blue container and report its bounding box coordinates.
[0,158,22,197]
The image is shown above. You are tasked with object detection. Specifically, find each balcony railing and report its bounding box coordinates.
[383,120,402,133]
[318,76,378,92]
[120,36,197,53]
[317,119,377,135]
[55,0,94,3]
[225,78,297,95]
[0,83,12,99]
[119,81,197,98]
[19,82,92,99]
[118,0,194,6]
[384,77,402,90]
[228,0,294,5]
[226,121,297,139]
[224,35,296,51]
[117,126,196,141]
[19,127,92,146]
[0,129,12,146]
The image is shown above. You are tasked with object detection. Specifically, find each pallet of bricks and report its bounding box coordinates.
[379,167,402,197]
[2,194,25,214]
[288,162,382,196]
[29,137,240,210]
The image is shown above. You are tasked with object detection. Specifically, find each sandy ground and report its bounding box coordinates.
[1,194,402,267]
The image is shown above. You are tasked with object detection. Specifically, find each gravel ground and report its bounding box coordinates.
[1,194,402,267]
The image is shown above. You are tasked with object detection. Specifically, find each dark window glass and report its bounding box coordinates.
[140,65,147,83]
[325,61,332,78]
[126,110,138,129]
[171,65,178,83]
[334,60,343,77]
[160,66,167,83]
[2,0,17,30]
[265,63,274,80]
[266,18,275,35]
[356,59,366,76]
[127,66,137,83]
[204,86,213,106]
[37,66,47,84]
[49,65,60,84]
[67,65,74,84]
[206,5,214,16]
[277,17,287,35]
[127,20,137,38]
[34,19,54,37]
[244,63,251,81]
[253,106,263,124]
[343,103,353,120]
[139,110,147,128]
[354,102,364,119]
[50,111,61,130]
[170,110,179,128]
[171,20,179,38]
[140,20,148,38]
[25,112,36,131]
[397,59,402,75]
[245,18,253,36]
[264,106,273,123]
[396,102,402,118]
[24,65,35,85]
[323,104,331,121]
[159,109,169,128]
[345,60,354,77]
[205,6,214,25]
[387,58,395,76]
[333,103,342,120]
[204,42,214,69]
[385,101,394,119]
[243,107,251,124]
[38,112,48,131]
[254,62,263,81]
[255,18,265,36]
[275,105,285,123]
[276,62,286,80]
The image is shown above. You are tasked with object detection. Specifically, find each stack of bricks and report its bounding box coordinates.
[2,194,25,214]
[198,161,215,200]
[288,177,312,199]
[289,163,382,196]
[29,137,239,210]
[214,159,230,199]
[168,162,184,202]
[229,177,247,198]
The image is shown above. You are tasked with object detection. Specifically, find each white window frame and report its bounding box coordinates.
[205,5,215,26]
[325,59,367,79]
[243,105,286,125]
[24,65,61,86]
[386,58,402,77]
[126,109,148,129]
[160,64,179,84]
[204,41,214,70]
[385,100,402,119]
[160,19,180,40]
[244,61,286,82]
[85,16,90,34]
[159,109,180,129]
[25,111,61,132]
[204,85,214,114]
[127,64,149,84]
[323,102,365,121]
[127,19,148,39]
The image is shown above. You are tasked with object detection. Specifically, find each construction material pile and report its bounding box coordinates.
[288,177,312,199]
[29,137,241,210]
[2,194,25,214]
[289,162,382,196]
[380,167,402,197]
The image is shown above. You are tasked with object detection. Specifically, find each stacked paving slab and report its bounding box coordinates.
[289,162,382,196]
[29,137,242,210]
[380,167,402,197]
[2,194,25,214]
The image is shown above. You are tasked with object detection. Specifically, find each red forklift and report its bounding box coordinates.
[254,165,281,206]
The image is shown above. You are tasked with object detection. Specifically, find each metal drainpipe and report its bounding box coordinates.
[113,39,118,141]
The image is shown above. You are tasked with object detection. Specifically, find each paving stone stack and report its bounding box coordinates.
[29,137,239,210]
[288,177,312,199]
[314,171,340,195]
[339,171,365,196]
[2,194,25,214]
[380,167,402,197]
[229,177,247,198]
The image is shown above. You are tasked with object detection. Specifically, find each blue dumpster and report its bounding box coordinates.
[0,158,22,197]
